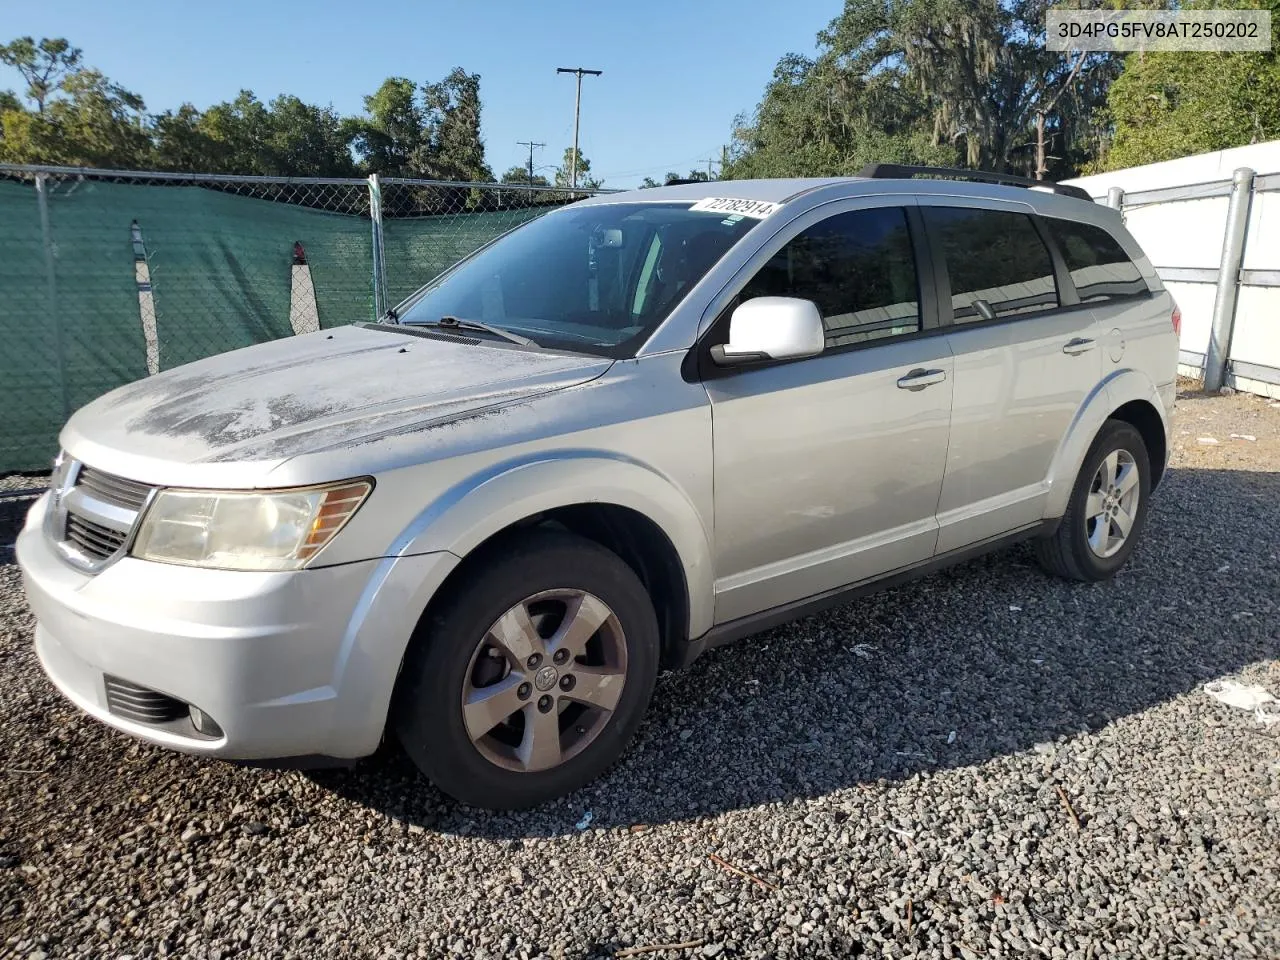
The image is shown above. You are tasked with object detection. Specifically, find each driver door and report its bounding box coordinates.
[704,200,954,624]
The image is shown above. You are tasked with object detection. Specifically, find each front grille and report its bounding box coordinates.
[76,465,152,510]
[65,513,127,561]
[104,676,188,724]
[51,463,156,570]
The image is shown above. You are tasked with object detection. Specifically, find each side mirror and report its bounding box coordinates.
[710,296,825,366]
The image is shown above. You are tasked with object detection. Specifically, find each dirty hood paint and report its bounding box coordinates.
[60,324,612,485]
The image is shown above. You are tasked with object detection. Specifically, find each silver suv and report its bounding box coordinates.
[18,167,1179,809]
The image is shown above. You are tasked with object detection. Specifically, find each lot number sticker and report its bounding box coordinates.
[688,197,781,219]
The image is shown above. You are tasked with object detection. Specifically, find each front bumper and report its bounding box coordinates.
[17,493,458,760]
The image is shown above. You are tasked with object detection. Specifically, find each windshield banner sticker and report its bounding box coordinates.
[688,197,781,219]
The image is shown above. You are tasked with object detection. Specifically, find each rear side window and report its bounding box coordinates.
[1045,218,1148,301]
[739,207,920,347]
[924,207,1059,322]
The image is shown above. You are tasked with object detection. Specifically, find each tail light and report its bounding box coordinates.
[1171,304,1182,337]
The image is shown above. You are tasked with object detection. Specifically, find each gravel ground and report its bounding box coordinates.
[2,388,1278,959]
[0,475,47,493]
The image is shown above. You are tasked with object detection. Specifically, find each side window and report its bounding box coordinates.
[739,207,920,347]
[1045,218,1148,302]
[924,207,1059,322]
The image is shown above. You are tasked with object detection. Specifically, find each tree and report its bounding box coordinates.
[260,95,357,176]
[150,103,218,171]
[726,0,1121,181]
[1100,0,1280,170]
[0,36,82,113]
[350,69,493,181]
[192,90,274,173]
[0,67,150,167]
[500,164,550,186]
[640,169,712,187]
[725,39,958,180]
[553,147,601,189]
[352,77,425,177]
[0,35,506,181]
[150,91,358,176]
[419,68,492,182]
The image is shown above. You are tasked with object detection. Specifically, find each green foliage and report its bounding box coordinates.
[353,77,423,177]
[0,68,150,167]
[0,35,494,180]
[419,68,492,182]
[1100,0,1280,170]
[349,69,493,181]
[500,165,550,186]
[553,147,602,189]
[0,36,81,113]
[726,0,1122,180]
[158,91,357,176]
[640,169,714,187]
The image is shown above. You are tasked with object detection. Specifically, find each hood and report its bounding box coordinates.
[61,324,612,486]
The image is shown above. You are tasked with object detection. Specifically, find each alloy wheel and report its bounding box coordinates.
[460,589,628,773]
[1085,448,1140,559]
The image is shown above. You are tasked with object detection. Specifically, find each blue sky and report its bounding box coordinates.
[0,0,837,187]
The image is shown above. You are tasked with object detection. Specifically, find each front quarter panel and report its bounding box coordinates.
[292,353,716,637]
[392,450,715,637]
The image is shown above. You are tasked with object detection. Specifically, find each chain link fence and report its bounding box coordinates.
[0,164,608,473]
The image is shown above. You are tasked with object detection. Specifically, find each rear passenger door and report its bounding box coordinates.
[1041,215,1170,387]
[923,200,1103,553]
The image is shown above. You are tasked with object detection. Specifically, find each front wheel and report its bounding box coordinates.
[1035,419,1152,582]
[394,530,659,810]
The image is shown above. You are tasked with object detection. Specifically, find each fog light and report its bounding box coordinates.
[189,705,224,738]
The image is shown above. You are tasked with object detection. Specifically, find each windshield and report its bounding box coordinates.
[396,202,762,357]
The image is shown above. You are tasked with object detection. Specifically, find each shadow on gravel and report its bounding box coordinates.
[307,466,1280,837]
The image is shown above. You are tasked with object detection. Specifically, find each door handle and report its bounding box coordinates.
[896,368,947,390]
[1062,337,1095,355]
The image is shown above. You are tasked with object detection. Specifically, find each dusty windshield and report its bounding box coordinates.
[396,202,762,357]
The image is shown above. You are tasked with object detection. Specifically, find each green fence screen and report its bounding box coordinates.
[0,170,578,472]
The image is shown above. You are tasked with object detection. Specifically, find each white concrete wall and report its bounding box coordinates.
[1064,142,1280,397]
[1067,141,1280,197]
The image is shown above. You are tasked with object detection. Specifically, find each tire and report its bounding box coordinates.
[394,529,660,810]
[1034,418,1152,582]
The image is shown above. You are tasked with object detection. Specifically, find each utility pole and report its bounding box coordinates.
[556,66,602,190]
[516,140,544,186]
[700,158,718,179]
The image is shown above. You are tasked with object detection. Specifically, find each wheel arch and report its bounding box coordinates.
[1045,370,1170,519]
[1108,398,1168,490]
[392,451,714,652]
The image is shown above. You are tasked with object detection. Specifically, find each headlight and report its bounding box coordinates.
[131,479,372,571]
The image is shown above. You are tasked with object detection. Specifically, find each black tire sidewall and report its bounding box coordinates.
[1064,420,1152,579]
[395,532,660,810]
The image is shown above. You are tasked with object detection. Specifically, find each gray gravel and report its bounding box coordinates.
[2,389,1278,959]
[0,474,48,494]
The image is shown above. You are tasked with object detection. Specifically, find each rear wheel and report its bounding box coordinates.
[394,530,659,810]
[1035,419,1152,582]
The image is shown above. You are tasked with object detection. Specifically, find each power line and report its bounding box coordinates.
[556,67,602,190]
[595,145,729,181]
[516,140,544,186]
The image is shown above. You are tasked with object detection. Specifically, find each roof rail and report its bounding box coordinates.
[855,163,1093,203]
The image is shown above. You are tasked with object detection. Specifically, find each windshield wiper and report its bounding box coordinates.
[412,315,537,347]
